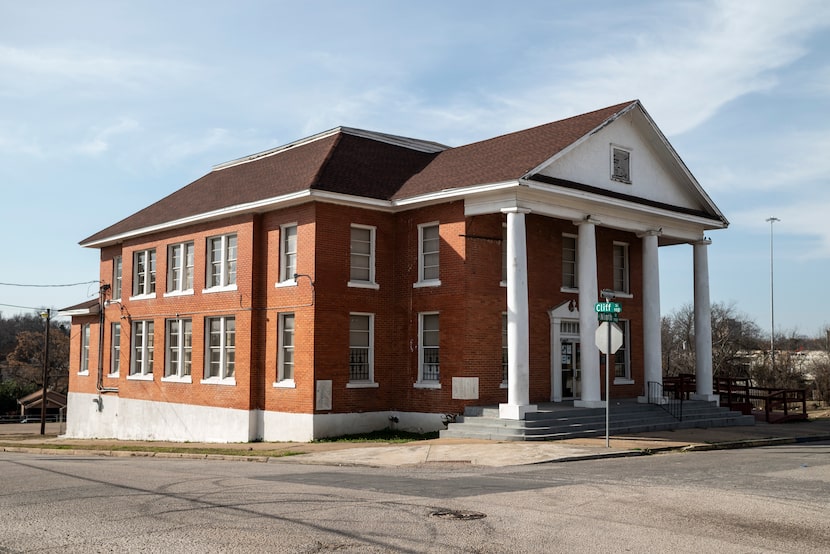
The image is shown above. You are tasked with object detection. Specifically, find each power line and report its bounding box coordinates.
[0,302,45,311]
[0,280,99,288]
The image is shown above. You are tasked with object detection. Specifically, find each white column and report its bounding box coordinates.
[692,239,718,403]
[574,217,603,408]
[638,230,663,403]
[499,208,537,420]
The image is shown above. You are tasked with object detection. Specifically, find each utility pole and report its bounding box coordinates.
[766,217,779,372]
[39,309,50,436]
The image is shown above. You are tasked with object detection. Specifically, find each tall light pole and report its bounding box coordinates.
[39,308,51,436]
[766,217,779,372]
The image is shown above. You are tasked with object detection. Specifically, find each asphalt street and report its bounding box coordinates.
[1,442,828,553]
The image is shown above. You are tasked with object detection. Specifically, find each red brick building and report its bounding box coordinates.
[62,101,727,442]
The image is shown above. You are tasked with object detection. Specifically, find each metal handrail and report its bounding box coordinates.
[648,381,683,421]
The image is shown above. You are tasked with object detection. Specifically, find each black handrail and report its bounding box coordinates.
[648,381,683,421]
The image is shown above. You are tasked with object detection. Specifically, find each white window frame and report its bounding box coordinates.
[416,312,440,388]
[348,224,379,289]
[347,313,377,388]
[274,313,296,387]
[129,320,154,380]
[166,241,194,296]
[205,234,237,292]
[112,255,122,301]
[611,145,632,184]
[203,316,235,384]
[613,242,630,294]
[79,323,90,375]
[277,223,298,287]
[414,222,441,288]
[109,322,120,376]
[561,234,578,292]
[164,318,192,382]
[131,249,156,299]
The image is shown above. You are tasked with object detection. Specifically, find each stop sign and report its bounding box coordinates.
[595,322,623,354]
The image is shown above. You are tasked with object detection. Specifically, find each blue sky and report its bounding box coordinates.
[1,0,829,337]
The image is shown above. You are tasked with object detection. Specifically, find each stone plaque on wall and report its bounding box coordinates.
[316,380,332,411]
[452,377,479,400]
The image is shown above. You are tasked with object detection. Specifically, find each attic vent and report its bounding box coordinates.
[611,146,631,184]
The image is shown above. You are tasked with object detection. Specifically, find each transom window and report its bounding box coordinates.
[132,249,156,297]
[205,316,235,381]
[416,222,440,286]
[562,235,577,289]
[418,312,440,384]
[168,242,194,293]
[613,242,629,293]
[349,225,376,286]
[279,224,298,283]
[612,146,631,183]
[207,234,237,289]
[130,320,154,377]
[349,313,373,383]
[165,318,192,379]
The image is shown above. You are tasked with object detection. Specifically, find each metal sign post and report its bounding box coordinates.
[596,290,623,448]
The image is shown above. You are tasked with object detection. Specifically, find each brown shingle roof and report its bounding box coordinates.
[81,101,637,246]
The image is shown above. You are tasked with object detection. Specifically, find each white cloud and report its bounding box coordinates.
[730,200,830,259]
[75,117,140,156]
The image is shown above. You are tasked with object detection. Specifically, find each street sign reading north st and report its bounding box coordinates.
[594,301,622,314]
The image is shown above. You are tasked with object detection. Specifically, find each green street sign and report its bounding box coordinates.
[597,312,619,322]
[594,301,622,314]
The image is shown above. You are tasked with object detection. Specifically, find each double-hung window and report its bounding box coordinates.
[349,225,377,288]
[613,242,629,294]
[130,320,154,378]
[278,224,298,284]
[165,318,192,380]
[207,234,237,290]
[80,323,90,374]
[502,313,508,384]
[110,322,120,376]
[132,249,156,297]
[417,312,440,387]
[205,316,235,382]
[605,320,631,383]
[167,241,194,294]
[276,313,295,386]
[112,256,122,300]
[348,313,375,385]
[562,235,577,290]
[415,222,440,287]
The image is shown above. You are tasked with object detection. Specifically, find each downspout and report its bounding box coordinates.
[97,284,118,393]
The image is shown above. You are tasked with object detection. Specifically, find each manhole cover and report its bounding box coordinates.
[430,509,486,520]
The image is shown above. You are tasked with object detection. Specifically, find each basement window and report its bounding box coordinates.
[611,146,631,184]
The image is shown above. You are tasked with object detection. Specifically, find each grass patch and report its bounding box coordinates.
[314,429,440,443]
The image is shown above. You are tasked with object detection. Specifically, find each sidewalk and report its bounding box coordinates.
[2,415,829,467]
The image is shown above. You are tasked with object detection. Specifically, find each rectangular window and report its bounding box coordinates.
[279,224,298,283]
[277,313,295,382]
[207,234,237,289]
[132,249,156,297]
[349,313,373,383]
[501,224,508,284]
[165,318,192,379]
[562,235,577,289]
[418,313,440,384]
[205,316,235,380]
[110,322,120,375]
[613,242,629,293]
[502,313,508,383]
[130,320,154,377]
[349,225,376,286]
[80,323,90,374]
[112,256,122,300]
[167,242,194,293]
[416,222,440,285]
[614,321,630,380]
[612,146,631,183]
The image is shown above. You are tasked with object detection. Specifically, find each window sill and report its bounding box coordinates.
[560,287,579,294]
[614,378,635,385]
[347,382,379,389]
[129,293,156,301]
[610,292,633,299]
[413,279,441,289]
[107,373,119,379]
[202,284,238,294]
[414,382,441,389]
[275,280,297,289]
[273,379,296,389]
[163,290,194,298]
[201,377,236,386]
[77,371,89,377]
[348,281,380,290]
[162,376,193,384]
[500,381,508,389]
[499,280,507,288]
[127,374,153,381]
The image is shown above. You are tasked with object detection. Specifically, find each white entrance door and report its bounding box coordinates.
[550,301,581,402]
